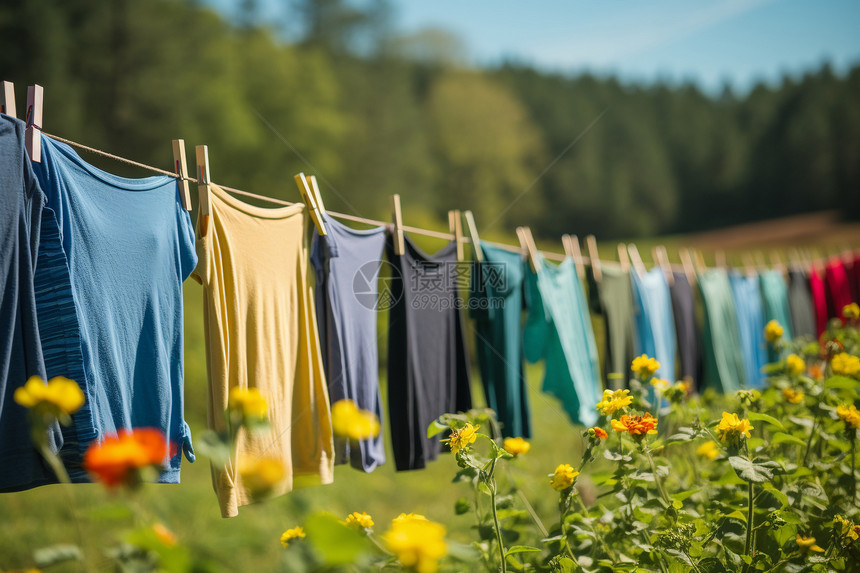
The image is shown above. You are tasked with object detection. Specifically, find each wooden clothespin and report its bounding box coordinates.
[306,175,327,217]
[195,145,212,237]
[627,244,646,277]
[715,250,726,269]
[448,210,464,262]
[517,227,540,272]
[562,234,585,280]
[679,248,697,285]
[586,235,602,282]
[463,210,483,262]
[754,251,767,271]
[390,194,405,256]
[172,140,192,211]
[25,84,43,163]
[770,250,785,273]
[742,253,756,277]
[693,249,707,273]
[617,243,630,273]
[653,245,674,286]
[294,172,327,236]
[1,81,15,118]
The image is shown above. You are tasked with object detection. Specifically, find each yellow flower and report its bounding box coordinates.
[696,441,719,461]
[550,464,579,491]
[834,515,859,543]
[239,456,285,499]
[715,412,754,441]
[795,534,824,553]
[445,423,479,454]
[610,413,659,438]
[13,376,84,418]
[837,404,860,430]
[782,388,804,404]
[152,523,177,546]
[383,515,447,573]
[343,511,374,529]
[785,354,806,376]
[596,389,633,416]
[393,513,428,523]
[764,320,784,342]
[331,399,381,440]
[280,526,306,548]
[228,386,268,419]
[650,378,670,392]
[503,437,530,456]
[832,353,860,377]
[631,355,661,380]
[843,302,860,319]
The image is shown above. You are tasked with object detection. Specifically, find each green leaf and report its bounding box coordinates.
[427,419,448,439]
[303,512,371,566]
[724,510,747,523]
[505,545,541,557]
[33,545,83,567]
[824,375,860,390]
[771,432,806,447]
[728,456,785,483]
[762,483,789,508]
[746,412,786,432]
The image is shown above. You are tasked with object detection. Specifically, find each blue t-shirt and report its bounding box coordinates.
[729,272,767,388]
[32,136,197,482]
[631,268,677,387]
[311,215,386,472]
[0,114,63,491]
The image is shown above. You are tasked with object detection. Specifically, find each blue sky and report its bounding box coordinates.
[210,0,860,92]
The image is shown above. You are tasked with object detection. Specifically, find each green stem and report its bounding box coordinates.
[645,449,671,506]
[488,458,507,573]
[744,481,755,559]
[802,417,818,467]
[851,433,857,506]
[685,550,704,573]
[559,492,577,563]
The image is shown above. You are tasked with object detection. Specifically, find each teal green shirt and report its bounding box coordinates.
[523,255,600,427]
[470,244,530,438]
[760,270,793,362]
[698,269,746,393]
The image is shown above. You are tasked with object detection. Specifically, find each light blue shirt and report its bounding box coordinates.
[729,272,767,388]
[631,268,677,392]
[32,136,197,482]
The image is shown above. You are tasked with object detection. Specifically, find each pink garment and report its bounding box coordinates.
[825,259,853,318]
[809,268,828,337]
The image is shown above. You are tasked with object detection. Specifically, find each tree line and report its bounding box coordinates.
[2,0,858,240]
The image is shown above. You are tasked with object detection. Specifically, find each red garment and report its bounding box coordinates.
[809,268,828,336]
[825,259,853,318]
[850,255,860,303]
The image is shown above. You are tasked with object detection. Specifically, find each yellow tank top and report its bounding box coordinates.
[193,184,333,518]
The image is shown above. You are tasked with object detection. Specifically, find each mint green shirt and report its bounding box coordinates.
[524,255,600,427]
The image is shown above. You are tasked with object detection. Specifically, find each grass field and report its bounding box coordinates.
[0,215,858,570]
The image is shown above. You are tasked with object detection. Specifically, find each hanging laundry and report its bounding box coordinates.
[386,234,472,471]
[31,135,196,483]
[760,270,793,361]
[311,215,386,472]
[523,255,600,427]
[0,115,65,491]
[825,259,853,318]
[850,254,860,303]
[809,268,829,337]
[788,268,816,339]
[729,272,767,388]
[193,184,333,517]
[631,268,677,386]
[698,269,746,393]
[587,265,635,390]
[470,244,530,439]
[669,272,701,390]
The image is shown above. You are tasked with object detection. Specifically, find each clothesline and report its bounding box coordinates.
[43,132,856,272]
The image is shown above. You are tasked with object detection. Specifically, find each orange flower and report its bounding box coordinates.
[593,427,608,439]
[610,413,658,438]
[84,428,169,488]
